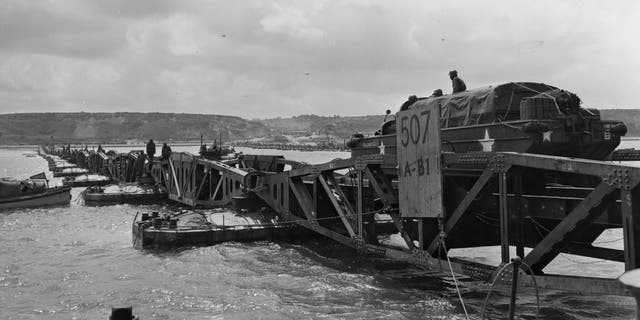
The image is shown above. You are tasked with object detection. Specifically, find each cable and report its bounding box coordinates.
[519,261,541,320]
[480,259,540,320]
[442,239,470,320]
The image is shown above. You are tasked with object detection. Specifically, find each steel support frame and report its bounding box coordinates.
[242,152,640,295]
[622,185,640,270]
[426,167,499,254]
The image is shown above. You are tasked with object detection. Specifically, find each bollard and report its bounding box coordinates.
[618,268,640,319]
[508,256,522,320]
[109,306,137,320]
[152,217,162,229]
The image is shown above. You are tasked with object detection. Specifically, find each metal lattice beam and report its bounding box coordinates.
[524,181,617,273]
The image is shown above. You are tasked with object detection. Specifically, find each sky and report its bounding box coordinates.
[0,0,638,118]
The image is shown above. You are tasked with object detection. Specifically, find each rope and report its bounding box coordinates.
[442,240,470,320]
[480,259,540,320]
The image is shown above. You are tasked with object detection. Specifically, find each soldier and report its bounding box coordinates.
[146,139,156,160]
[161,143,172,160]
[399,95,418,111]
[449,70,467,93]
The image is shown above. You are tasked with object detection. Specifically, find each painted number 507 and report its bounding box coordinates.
[400,110,431,147]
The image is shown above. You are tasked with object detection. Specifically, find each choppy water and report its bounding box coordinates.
[1,145,638,319]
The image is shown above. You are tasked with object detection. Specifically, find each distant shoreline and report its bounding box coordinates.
[3,136,640,149]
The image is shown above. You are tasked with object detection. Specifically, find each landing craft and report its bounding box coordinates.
[350,82,626,164]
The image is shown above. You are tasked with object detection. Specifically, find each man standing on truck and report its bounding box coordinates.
[449,70,467,93]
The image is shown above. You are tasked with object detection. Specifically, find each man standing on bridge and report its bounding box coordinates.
[146,139,156,160]
[161,143,172,160]
[449,70,467,93]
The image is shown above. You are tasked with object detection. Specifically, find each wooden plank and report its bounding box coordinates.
[396,103,442,218]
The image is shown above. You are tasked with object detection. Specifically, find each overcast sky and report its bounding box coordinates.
[0,0,638,118]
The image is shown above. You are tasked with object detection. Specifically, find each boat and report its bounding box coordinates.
[62,174,112,187]
[53,167,89,177]
[199,145,236,160]
[83,183,167,205]
[0,173,71,209]
[198,133,236,161]
[132,209,309,249]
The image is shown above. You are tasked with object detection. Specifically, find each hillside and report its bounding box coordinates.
[258,109,640,140]
[257,114,385,141]
[0,109,638,145]
[0,112,272,145]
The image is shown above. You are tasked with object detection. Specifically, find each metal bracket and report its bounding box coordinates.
[353,235,366,254]
[604,169,634,190]
[411,249,431,267]
[353,162,367,171]
[489,153,508,173]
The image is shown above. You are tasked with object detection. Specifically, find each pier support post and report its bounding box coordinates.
[622,186,640,270]
[499,172,510,263]
[514,171,525,258]
[357,170,363,236]
[618,269,640,320]
[508,256,521,320]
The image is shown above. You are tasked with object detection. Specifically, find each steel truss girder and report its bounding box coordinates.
[523,181,618,273]
[427,167,498,255]
[317,174,357,237]
[363,166,415,250]
[162,153,247,207]
[229,151,640,295]
[498,152,640,187]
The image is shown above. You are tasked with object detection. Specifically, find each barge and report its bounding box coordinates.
[62,174,112,187]
[132,210,308,249]
[83,183,167,205]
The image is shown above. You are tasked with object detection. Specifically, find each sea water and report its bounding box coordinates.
[1,144,638,319]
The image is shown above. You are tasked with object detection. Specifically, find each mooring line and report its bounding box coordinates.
[442,240,470,320]
[480,258,540,320]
